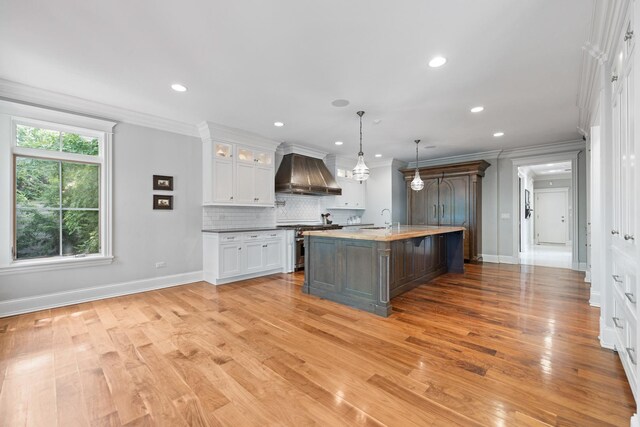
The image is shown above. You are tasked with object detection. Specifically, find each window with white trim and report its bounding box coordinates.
[11,117,110,263]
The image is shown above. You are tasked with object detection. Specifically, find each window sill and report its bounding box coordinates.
[0,255,114,276]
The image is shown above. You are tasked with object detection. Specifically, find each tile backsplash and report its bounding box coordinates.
[202,195,365,229]
[274,194,363,225]
[275,194,322,223]
[203,205,276,229]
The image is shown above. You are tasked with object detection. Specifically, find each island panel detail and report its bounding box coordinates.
[303,226,464,317]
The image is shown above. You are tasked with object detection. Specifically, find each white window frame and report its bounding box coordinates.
[0,101,115,274]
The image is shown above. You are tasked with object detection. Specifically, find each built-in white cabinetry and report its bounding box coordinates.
[324,155,366,209]
[199,122,279,206]
[608,3,639,407]
[203,230,285,285]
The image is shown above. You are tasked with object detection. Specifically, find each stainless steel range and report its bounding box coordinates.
[278,224,342,271]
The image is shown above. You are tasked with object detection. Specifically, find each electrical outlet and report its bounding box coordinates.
[155,261,166,268]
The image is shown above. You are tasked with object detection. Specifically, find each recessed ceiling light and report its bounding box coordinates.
[428,56,447,68]
[171,83,187,92]
[373,119,382,125]
[375,154,382,158]
[470,106,484,113]
[334,141,343,146]
[546,163,555,167]
[274,122,284,127]
[331,99,350,107]
[493,132,504,137]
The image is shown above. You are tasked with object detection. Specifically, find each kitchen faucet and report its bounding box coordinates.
[381,208,391,229]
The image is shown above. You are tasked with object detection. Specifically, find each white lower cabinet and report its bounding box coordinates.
[612,250,639,396]
[219,243,243,277]
[203,230,285,285]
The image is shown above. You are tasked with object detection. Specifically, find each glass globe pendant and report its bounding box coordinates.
[352,111,370,183]
[410,139,424,191]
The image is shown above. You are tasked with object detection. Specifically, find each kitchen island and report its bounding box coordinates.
[302,226,465,316]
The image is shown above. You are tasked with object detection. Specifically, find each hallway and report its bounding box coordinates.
[520,244,572,269]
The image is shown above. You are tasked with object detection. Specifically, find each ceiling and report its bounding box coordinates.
[525,161,573,178]
[0,0,593,162]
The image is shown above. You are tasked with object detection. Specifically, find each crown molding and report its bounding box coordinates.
[199,121,281,150]
[500,139,585,159]
[277,142,327,159]
[0,79,199,137]
[577,0,630,131]
[407,149,502,168]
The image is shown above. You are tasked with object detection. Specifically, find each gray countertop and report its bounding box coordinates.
[202,227,283,233]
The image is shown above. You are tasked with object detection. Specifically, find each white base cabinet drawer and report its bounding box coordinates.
[203,231,286,285]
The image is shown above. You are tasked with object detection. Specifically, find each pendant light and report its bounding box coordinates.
[410,139,424,191]
[352,111,370,183]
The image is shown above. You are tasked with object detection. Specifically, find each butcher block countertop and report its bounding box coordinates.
[303,225,465,242]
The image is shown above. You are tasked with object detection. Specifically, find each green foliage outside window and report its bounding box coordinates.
[15,125,101,260]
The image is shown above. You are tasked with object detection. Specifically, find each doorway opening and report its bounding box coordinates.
[517,161,573,269]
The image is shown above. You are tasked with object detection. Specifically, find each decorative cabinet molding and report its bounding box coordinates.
[199,121,279,206]
[324,155,366,210]
[402,160,490,263]
[203,231,285,285]
[608,2,639,409]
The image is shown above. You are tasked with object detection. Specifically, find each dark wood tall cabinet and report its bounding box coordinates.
[402,160,490,263]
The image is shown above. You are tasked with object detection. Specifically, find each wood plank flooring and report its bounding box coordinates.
[0,263,635,426]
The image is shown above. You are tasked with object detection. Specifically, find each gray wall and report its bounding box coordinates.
[0,122,203,301]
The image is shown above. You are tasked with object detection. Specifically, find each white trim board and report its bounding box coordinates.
[0,78,198,137]
[0,270,204,318]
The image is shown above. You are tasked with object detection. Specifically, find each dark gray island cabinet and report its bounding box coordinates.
[302,226,465,317]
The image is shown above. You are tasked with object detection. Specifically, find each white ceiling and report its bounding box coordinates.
[0,0,592,162]
[527,161,572,178]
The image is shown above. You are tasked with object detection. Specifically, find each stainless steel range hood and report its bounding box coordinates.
[275,153,342,196]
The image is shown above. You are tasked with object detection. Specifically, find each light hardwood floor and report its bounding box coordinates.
[0,264,635,426]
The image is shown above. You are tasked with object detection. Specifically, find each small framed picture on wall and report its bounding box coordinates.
[153,195,173,210]
[153,175,174,191]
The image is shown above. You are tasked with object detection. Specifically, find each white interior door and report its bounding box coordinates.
[535,190,568,244]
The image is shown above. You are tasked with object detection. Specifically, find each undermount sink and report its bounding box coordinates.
[360,226,387,230]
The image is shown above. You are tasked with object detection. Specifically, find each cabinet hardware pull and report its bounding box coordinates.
[625,292,636,304]
[433,204,437,218]
[612,230,620,235]
[612,75,619,82]
[441,204,445,217]
[230,196,234,200]
[262,245,267,248]
[238,247,242,250]
[627,347,637,365]
[624,234,635,241]
[625,31,634,41]
[613,274,623,283]
[613,317,624,329]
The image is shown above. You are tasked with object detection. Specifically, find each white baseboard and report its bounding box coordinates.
[573,262,587,272]
[584,270,591,283]
[600,320,616,350]
[0,270,204,318]
[589,290,600,307]
[631,413,639,427]
[204,268,283,285]
[480,254,500,263]
[480,255,518,264]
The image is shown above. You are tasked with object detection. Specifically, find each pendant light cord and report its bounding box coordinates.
[415,139,420,169]
[357,111,364,156]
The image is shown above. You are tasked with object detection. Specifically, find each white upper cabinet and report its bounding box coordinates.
[200,122,279,206]
[611,11,636,248]
[324,158,366,209]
